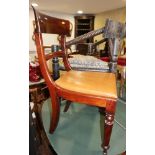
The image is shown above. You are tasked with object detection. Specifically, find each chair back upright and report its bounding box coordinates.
[32,6,72,93]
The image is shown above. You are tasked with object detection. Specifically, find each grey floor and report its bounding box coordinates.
[42,98,126,155]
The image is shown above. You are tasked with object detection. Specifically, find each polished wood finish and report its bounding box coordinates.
[102,100,116,154]
[32,7,125,155]
[55,71,117,99]
[34,33,61,134]
[33,7,71,36]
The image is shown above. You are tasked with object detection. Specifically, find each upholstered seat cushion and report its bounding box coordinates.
[55,70,117,99]
[59,54,109,72]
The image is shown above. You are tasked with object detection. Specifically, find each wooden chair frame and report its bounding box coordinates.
[32,6,125,155]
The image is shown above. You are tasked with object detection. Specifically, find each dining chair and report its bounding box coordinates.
[32,6,125,155]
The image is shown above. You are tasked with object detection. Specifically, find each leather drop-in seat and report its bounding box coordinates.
[55,70,117,99]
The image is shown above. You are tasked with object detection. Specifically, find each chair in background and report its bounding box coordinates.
[32,7,125,155]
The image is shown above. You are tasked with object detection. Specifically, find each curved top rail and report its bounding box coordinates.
[32,6,71,36]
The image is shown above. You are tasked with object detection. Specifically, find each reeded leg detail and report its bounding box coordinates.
[102,112,115,155]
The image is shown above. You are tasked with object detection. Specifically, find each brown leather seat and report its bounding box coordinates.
[56,70,117,99]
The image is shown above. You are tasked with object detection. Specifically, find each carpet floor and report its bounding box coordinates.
[42,98,126,155]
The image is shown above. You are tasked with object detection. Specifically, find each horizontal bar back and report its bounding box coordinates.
[45,51,65,61]
[33,7,71,36]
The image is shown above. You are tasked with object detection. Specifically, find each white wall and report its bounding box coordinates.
[29,8,75,53]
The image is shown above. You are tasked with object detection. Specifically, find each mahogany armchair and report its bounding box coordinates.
[32,7,125,155]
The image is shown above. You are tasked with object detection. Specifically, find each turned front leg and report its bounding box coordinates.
[102,101,116,155]
[102,112,114,154]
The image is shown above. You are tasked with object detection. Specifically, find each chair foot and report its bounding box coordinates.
[102,145,109,155]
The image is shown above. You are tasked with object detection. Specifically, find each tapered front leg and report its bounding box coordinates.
[102,100,116,155]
